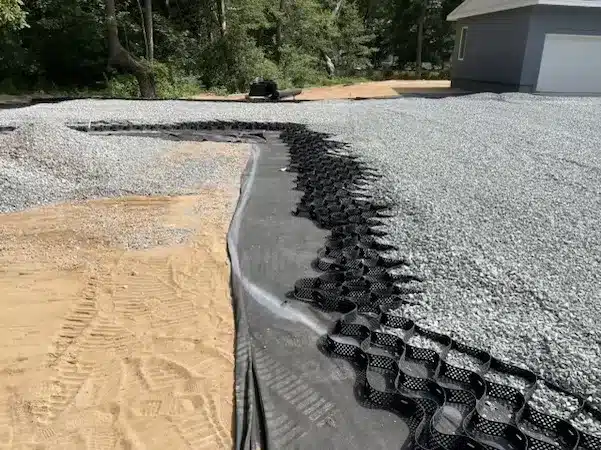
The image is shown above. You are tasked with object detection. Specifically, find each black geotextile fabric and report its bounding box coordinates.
[72,121,601,450]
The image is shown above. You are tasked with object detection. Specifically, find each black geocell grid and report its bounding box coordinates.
[71,120,601,450]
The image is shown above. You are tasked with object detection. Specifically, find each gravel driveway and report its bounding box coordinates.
[1,93,599,431]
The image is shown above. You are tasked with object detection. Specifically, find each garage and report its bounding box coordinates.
[536,33,601,93]
[447,0,601,94]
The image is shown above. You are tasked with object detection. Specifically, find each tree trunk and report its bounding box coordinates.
[323,0,343,75]
[144,0,154,62]
[332,0,345,19]
[416,4,426,80]
[136,0,149,58]
[363,0,373,22]
[218,0,226,36]
[105,0,156,98]
[275,0,284,63]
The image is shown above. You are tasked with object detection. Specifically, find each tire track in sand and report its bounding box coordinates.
[46,278,100,368]
[0,141,245,449]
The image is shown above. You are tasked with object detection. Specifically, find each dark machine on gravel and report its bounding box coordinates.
[246,78,302,101]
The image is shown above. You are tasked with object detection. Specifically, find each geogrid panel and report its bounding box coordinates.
[71,120,601,450]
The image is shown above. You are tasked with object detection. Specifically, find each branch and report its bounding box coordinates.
[332,0,345,19]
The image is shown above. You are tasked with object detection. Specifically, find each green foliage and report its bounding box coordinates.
[279,45,321,87]
[332,1,376,73]
[107,62,203,99]
[198,31,281,93]
[106,74,138,98]
[152,62,203,98]
[0,0,106,90]
[1,0,460,96]
[0,0,27,29]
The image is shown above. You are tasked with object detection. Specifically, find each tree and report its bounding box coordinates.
[0,0,27,29]
[416,0,426,78]
[145,0,154,61]
[136,0,154,62]
[0,0,461,96]
[105,0,156,97]
[334,1,375,72]
[218,0,227,36]
[275,0,284,63]
[332,0,344,19]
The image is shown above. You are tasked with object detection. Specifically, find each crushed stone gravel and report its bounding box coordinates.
[571,410,601,436]
[406,333,445,353]
[0,119,246,213]
[444,349,482,373]
[483,370,531,394]
[528,380,581,420]
[1,94,600,432]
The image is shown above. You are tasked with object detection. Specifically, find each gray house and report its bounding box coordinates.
[447,0,601,94]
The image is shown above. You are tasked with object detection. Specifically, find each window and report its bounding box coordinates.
[458,26,468,60]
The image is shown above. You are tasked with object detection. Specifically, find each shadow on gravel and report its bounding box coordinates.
[390,88,472,99]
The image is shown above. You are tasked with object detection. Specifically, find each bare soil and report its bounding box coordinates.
[0,80,456,108]
[192,79,454,101]
[0,143,247,449]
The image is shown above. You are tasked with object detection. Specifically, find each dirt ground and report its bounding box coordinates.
[0,143,247,449]
[192,79,454,101]
[0,80,456,108]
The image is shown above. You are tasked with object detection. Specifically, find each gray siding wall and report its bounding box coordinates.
[521,5,601,90]
[451,8,532,90]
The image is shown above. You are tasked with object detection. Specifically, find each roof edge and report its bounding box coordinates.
[447,0,538,21]
[542,0,601,6]
[446,0,601,21]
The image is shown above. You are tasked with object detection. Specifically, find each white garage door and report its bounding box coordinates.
[536,33,601,94]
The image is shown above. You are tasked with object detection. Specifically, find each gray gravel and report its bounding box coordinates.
[406,333,446,352]
[1,94,600,433]
[528,380,581,420]
[483,370,531,394]
[444,349,482,372]
[0,119,245,213]
[571,409,601,436]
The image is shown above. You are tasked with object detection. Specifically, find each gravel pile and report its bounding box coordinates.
[0,119,245,213]
[1,94,600,432]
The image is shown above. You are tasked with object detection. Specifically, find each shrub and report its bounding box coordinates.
[279,45,321,88]
[198,32,281,93]
[106,74,139,98]
[106,61,203,99]
[152,61,202,98]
